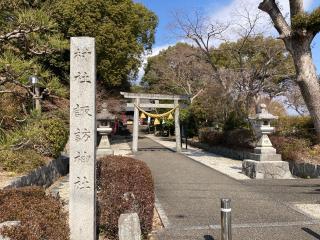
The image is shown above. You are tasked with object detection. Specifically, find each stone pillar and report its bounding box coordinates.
[34,86,41,112]
[132,98,140,152]
[118,213,141,240]
[69,37,96,240]
[174,99,181,152]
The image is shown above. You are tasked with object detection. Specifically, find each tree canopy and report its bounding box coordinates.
[142,43,211,102]
[0,0,158,130]
[53,0,158,89]
[143,37,294,122]
[215,36,295,109]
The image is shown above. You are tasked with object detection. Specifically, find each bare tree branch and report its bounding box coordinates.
[0,26,44,43]
[289,0,304,20]
[172,10,229,90]
[258,0,291,39]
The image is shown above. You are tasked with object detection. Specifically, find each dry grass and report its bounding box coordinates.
[0,187,69,240]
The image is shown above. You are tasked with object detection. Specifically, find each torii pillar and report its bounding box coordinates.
[174,99,181,152]
[132,98,140,152]
[121,92,188,153]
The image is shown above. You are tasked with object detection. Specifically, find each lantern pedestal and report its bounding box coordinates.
[249,134,282,161]
[97,127,114,157]
[96,103,115,157]
[242,160,292,179]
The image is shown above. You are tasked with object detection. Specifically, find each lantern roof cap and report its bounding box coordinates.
[255,104,278,120]
[97,103,115,120]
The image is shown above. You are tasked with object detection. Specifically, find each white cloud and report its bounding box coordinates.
[209,0,315,40]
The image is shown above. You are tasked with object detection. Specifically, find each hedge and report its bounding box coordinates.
[0,156,155,240]
[97,155,155,239]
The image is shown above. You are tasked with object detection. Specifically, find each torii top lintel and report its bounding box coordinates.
[120,92,189,100]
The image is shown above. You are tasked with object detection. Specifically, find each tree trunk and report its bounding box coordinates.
[291,41,320,142]
[258,0,320,142]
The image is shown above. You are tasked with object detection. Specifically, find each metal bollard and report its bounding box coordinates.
[221,198,232,240]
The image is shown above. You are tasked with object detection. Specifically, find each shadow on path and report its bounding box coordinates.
[302,227,320,239]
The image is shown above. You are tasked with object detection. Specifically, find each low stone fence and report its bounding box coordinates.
[187,139,320,179]
[186,140,251,160]
[4,155,69,189]
[289,161,320,178]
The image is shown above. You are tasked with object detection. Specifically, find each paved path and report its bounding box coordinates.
[146,134,249,180]
[134,136,320,240]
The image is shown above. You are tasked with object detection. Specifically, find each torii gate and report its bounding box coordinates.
[120,92,189,153]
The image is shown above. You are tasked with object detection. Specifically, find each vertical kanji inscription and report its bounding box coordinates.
[69,37,96,240]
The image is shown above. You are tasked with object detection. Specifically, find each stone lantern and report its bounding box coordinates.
[251,104,279,159]
[96,103,115,156]
[242,104,292,179]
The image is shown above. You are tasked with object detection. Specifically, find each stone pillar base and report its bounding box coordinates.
[249,153,282,162]
[242,159,292,179]
[97,148,114,157]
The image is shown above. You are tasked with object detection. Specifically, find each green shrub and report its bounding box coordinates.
[7,116,68,157]
[270,135,311,162]
[97,156,154,239]
[0,112,68,173]
[0,187,69,240]
[223,111,249,131]
[199,127,255,149]
[199,128,224,145]
[223,129,255,149]
[41,109,69,125]
[0,149,45,173]
[27,118,68,157]
[274,116,314,140]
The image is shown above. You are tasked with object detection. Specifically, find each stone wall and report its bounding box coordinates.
[289,161,320,178]
[4,155,69,189]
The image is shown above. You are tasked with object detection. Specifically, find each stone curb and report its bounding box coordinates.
[187,140,320,179]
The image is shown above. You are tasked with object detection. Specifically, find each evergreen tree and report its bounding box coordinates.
[0,0,68,99]
[52,0,158,90]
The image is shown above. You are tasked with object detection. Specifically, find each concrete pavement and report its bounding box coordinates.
[134,136,320,240]
[146,134,249,180]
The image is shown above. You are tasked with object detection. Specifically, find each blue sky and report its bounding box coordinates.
[136,0,320,73]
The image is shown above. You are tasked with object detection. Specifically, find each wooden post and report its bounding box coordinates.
[174,99,181,152]
[132,98,140,152]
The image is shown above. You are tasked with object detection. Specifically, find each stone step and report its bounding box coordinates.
[46,175,69,212]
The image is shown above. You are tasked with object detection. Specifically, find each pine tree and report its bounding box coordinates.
[0,0,68,100]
